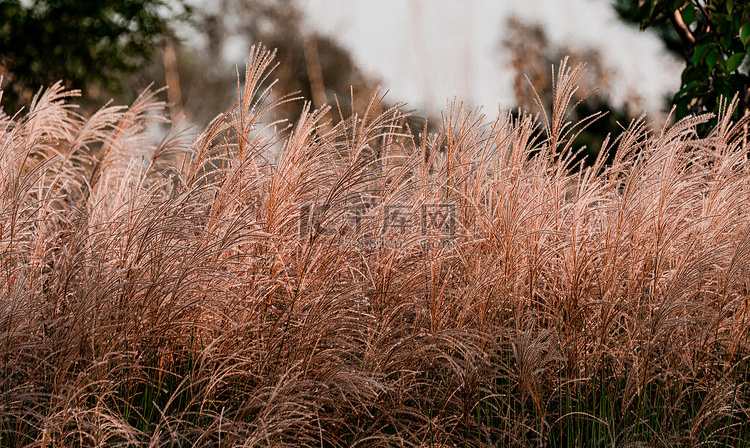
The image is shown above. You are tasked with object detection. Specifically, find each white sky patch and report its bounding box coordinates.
[299,0,683,118]
[223,35,250,64]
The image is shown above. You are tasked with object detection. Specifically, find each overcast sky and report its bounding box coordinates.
[296,0,683,118]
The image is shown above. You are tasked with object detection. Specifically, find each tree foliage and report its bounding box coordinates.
[503,17,637,167]
[154,0,387,128]
[615,0,750,121]
[0,0,190,111]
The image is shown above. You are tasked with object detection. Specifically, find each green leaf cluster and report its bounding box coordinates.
[0,0,191,111]
[615,0,750,122]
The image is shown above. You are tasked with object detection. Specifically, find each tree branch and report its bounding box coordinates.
[670,9,696,45]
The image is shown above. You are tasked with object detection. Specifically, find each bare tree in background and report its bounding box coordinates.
[503,17,642,165]
[140,0,383,129]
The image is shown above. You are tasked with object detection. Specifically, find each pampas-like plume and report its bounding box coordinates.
[2,46,750,447]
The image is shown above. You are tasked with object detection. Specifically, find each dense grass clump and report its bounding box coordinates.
[2,47,750,447]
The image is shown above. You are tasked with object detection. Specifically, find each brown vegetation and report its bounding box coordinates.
[2,47,750,447]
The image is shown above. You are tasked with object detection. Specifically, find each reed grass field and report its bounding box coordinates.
[2,46,750,447]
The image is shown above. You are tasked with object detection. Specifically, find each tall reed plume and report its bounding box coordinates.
[2,48,750,447]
